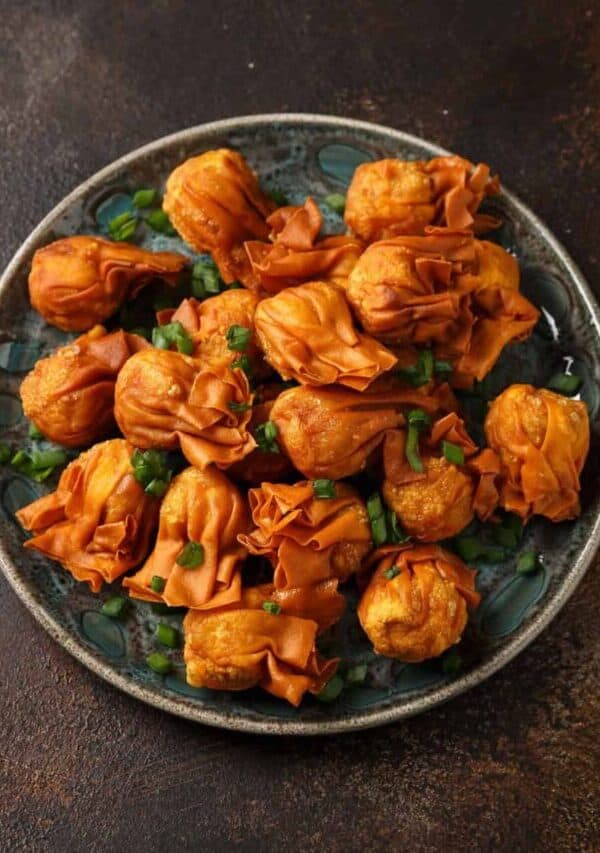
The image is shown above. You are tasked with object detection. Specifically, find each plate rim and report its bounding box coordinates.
[1,112,599,735]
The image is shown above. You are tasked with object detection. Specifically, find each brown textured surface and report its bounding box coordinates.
[1,1,599,850]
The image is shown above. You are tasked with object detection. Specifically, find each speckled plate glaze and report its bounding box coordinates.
[1,114,599,735]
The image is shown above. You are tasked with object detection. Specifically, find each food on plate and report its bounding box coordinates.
[357,544,480,661]
[20,325,149,447]
[16,439,159,591]
[344,155,500,242]
[163,148,274,285]
[484,384,589,521]
[114,348,255,469]
[254,280,397,389]
[124,466,249,608]
[28,236,187,331]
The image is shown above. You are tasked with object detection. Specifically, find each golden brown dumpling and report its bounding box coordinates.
[16,439,159,591]
[20,325,149,447]
[245,197,363,294]
[238,481,372,589]
[345,155,500,242]
[163,148,274,285]
[29,236,187,331]
[254,280,397,390]
[114,348,255,469]
[124,466,249,609]
[183,591,338,705]
[484,384,589,521]
[357,544,480,662]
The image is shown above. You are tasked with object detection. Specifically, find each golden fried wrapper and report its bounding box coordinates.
[254,280,397,390]
[114,348,255,469]
[124,466,249,609]
[16,439,159,591]
[345,155,500,243]
[270,382,455,480]
[20,325,149,447]
[28,236,187,331]
[183,594,338,706]
[484,384,589,521]
[245,197,363,294]
[357,544,480,662]
[239,481,372,589]
[163,148,274,284]
[227,393,295,485]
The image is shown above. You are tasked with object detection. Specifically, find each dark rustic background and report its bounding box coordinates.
[1,1,599,850]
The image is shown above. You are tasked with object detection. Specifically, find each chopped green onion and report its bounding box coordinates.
[516,550,541,574]
[316,673,345,702]
[546,373,582,396]
[405,424,424,473]
[144,478,170,497]
[0,443,10,464]
[442,441,465,466]
[313,479,336,499]
[132,188,158,209]
[226,324,251,352]
[228,401,252,413]
[366,493,388,547]
[108,211,138,241]
[28,422,44,440]
[156,623,180,649]
[11,447,68,482]
[176,541,205,569]
[386,510,409,544]
[192,259,222,297]
[453,536,484,562]
[397,349,434,387]
[420,349,434,383]
[146,651,172,675]
[146,209,176,235]
[441,649,462,675]
[131,448,172,494]
[345,663,368,684]
[434,360,453,378]
[254,421,279,453]
[406,409,431,429]
[151,321,193,355]
[231,354,253,376]
[323,193,346,215]
[150,575,166,594]
[262,601,281,615]
[383,566,400,580]
[268,188,290,207]
[101,596,130,620]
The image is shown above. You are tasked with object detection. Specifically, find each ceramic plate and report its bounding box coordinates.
[1,114,599,735]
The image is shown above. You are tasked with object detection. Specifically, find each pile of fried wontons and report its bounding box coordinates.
[16,148,590,707]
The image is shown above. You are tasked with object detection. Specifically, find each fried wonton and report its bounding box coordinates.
[16,439,159,591]
[245,197,363,294]
[20,325,149,447]
[227,392,295,485]
[254,280,397,390]
[484,384,589,521]
[114,348,255,469]
[357,544,480,662]
[239,481,372,589]
[345,155,500,242]
[382,413,499,541]
[124,466,249,609]
[270,382,455,480]
[183,594,338,706]
[163,148,274,285]
[29,236,187,331]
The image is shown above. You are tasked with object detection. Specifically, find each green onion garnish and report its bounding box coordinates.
[313,479,336,499]
[442,441,465,466]
[192,259,223,298]
[397,349,443,387]
[150,575,166,594]
[226,324,251,352]
[323,193,346,215]
[316,673,345,702]
[345,663,368,684]
[516,550,541,574]
[146,209,176,235]
[101,596,130,620]
[28,422,44,440]
[262,601,281,615]
[11,448,68,482]
[132,188,158,209]
[441,649,462,675]
[145,479,170,497]
[156,623,180,649]
[0,443,10,464]
[268,188,290,207]
[366,493,388,547]
[407,409,431,429]
[131,448,172,495]
[383,566,400,580]
[405,409,431,473]
[228,401,252,413]
[151,321,193,355]
[231,354,253,376]
[146,651,172,675]
[434,359,453,378]
[546,373,582,396]
[254,421,280,453]
[108,211,138,242]
[386,510,409,544]
[176,541,205,569]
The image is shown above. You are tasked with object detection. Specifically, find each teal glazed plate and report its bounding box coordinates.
[1,114,599,735]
